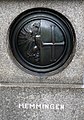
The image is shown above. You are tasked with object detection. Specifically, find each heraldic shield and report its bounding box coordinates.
[9,8,75,73]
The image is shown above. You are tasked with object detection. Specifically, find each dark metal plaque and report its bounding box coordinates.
[9,8,76,74]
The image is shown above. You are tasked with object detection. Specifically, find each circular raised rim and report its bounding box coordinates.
[9,7,76,75]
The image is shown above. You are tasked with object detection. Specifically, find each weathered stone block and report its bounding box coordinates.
[0,0,84,85]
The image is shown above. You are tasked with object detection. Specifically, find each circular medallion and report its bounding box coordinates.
[9,8,76,74]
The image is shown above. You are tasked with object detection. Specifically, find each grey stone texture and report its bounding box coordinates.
[1,87,84,120]
[0,0,84,85]
[0,1,84,120]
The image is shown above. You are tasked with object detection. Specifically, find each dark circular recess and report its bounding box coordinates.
[9,7,76,74]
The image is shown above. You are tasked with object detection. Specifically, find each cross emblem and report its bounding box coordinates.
[36,25,65,63]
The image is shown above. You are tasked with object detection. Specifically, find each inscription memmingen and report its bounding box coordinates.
[19,103,64,110]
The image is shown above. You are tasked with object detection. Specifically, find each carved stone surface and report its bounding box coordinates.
[0,0,84,84]
[0,1,84,120]
[1,87,84,120]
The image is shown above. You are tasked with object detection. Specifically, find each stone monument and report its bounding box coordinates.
[0,0,84,120]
